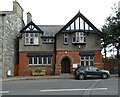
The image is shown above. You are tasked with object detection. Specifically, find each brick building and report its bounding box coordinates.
[17,11,104,76]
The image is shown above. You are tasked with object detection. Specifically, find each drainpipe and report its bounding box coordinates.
[53,34,57,75]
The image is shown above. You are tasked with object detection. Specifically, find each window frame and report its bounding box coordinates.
[72,32,86,44]
[80,56,94,66]
[25,33,39,45]
[64,33,68,44]
[28,57,52,66]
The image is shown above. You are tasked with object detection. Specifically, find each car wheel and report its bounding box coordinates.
[101,73,108,79]
[79,74,85,80]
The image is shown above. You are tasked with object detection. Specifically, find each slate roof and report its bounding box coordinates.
[38,25,64,36]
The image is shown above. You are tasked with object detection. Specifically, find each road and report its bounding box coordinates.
[2,77,119,96]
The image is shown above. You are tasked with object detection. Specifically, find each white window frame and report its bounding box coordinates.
[80,56,94,66]
[64,33,68,44]
[25,33,39,45]
[72,32,86,43]
[28,57,52,66]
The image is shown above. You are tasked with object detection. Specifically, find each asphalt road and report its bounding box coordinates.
[2,77,119,96]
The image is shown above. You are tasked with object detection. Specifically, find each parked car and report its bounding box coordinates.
[74,66,110,80]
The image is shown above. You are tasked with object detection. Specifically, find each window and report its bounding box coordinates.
[43,38,54,43]
[25,33,39,45]
[28,57,52,66]
[64,33,68,44]
[80,56,94,66]
[72,32,86,43]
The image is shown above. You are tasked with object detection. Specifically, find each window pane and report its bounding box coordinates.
[35,33,38,37]
[34,37,39,45]
[86,56,89,60]
[81,61,84,66]
[29,57,32,64]
[64,38,68,42]
[86,61,89,66]
[39,57,42,64]
[48,57,52,64]
[25,33,29,37]
[90,56,93,60]
[30,38,34,44]
[43,57,47,64]
[30,33,34,37]
[25,38,29,44]
[81,56,84,60]
[34,57,37,64]
[90,61,93,66]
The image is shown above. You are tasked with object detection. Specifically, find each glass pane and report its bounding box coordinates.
[86,61,89,66]
[90,56,93,60]
[34,37,39,45]
[81,56,84,60]
[25,38,29,44]
[39,57,42,64]
[35,33,38,37]
[43,57,47,64]
[64,37,68,42]
[81,61,84,66]
[48,57,52,64]
[25,33,29,37]
[30,38,34,44]
[34,57,37,64]
[30,33,33,37]
[90,61,93,66]
[29,57,32,64]
[86,56,89,60]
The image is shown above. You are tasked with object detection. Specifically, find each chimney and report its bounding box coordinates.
[27,12,32,23]
[13,0,24,19]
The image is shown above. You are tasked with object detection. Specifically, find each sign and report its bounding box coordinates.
[73,64,77,68]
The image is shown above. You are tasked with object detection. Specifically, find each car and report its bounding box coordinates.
[74,66,110,80]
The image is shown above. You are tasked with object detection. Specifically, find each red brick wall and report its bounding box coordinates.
[104,59,119,73]
[14,64,19,76]
[18,51,55,76]
[18,50,103,76]
[55,50,104,75]
[18,52,32,76]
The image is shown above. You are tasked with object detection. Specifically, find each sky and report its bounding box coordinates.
[0,0,120,30]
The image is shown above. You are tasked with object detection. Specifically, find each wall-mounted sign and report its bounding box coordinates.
[73,64,77,68]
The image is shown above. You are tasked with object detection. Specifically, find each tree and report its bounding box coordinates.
[102,4,120,58]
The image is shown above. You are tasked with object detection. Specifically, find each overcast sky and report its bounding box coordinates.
[0,0,120,30]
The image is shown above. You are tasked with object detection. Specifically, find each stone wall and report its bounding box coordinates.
[0,13,24,77]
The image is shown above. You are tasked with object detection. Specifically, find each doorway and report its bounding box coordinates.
[61,57,71,73]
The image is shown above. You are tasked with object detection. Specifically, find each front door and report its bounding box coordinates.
[61,57,71,73]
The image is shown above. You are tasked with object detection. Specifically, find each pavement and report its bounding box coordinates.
[1,74,119,82]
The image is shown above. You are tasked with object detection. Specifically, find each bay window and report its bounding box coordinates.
[72,32,86,43]
[25,33,39,45]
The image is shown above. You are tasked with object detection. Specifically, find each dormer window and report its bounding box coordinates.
[25,33,39,45]
[72,32,86,44]
[64,33,68,44]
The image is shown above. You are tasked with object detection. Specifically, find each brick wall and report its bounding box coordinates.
[103,59,120,74]
[55,50,103,75]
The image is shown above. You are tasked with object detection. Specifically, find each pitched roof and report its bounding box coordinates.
[38,25,63,36]
[20,21,44,33]
[56,11,102,35]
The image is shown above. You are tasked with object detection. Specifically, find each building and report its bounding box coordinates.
[17,11,104,76]
[0,1,24,77]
